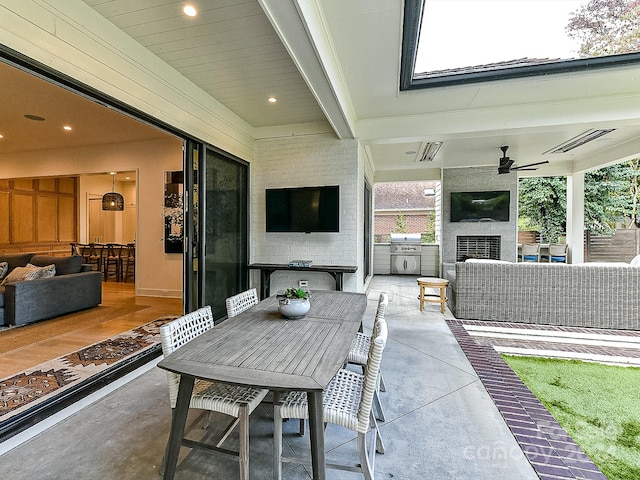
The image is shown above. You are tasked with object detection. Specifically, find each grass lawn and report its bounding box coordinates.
[502,355,640,480]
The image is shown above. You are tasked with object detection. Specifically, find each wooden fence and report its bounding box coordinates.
[584,229,640,263]
[519,229,640,263]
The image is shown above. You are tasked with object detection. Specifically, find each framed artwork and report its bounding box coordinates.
[164,171,184,253]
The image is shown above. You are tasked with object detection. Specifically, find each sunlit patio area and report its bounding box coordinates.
[2,275,619,479]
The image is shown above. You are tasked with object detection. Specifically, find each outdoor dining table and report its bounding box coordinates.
[157,289,368,480]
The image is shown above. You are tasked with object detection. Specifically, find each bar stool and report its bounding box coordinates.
[121,243,135,282]
[103,243,123,281]
[86,243,105,272]
[417,277,449,313]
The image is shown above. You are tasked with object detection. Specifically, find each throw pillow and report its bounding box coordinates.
[630,254,640,267]
[1,264,42,285]
[28,263,56,279]
[0,263,56,285]
[0,261,8,280]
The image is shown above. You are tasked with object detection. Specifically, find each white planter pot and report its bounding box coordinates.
[278,297,310,319]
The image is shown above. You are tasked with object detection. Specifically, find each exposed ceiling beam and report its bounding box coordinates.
[258,0,356,139]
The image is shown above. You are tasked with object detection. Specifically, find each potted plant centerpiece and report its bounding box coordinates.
[277,287,310,319]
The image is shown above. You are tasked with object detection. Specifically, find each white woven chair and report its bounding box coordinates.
[273,318,388,480]
[346,292,389,421]
[225,288,259,317]
[159,306,269,480]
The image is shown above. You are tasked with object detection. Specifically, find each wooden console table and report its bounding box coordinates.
[248,263,358,299]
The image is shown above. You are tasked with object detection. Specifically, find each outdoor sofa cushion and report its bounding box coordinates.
[629,254,640,267]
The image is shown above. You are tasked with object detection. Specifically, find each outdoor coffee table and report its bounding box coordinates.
[158,290,367,480]
[417,277,449,313]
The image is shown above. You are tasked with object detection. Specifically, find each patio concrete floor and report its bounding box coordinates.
[0,275,616,479]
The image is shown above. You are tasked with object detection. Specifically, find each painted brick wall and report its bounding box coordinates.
[441,167,518,264]
[252,134,362,292]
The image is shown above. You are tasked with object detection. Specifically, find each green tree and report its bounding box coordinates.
[518,177,567,243]
[393,211,407,233]
[584,163,630,233]
[566,0,640,57]
[421,210,436,243]
[592,159,640,228]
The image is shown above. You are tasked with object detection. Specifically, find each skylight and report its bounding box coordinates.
[416,0,584,73]
[400,0,640,89]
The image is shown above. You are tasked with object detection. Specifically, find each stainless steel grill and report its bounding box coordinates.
[390,233,422,274]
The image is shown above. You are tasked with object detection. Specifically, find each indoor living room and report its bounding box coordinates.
[0,61,185,437]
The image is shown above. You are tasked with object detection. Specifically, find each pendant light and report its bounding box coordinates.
[102,172,124,211]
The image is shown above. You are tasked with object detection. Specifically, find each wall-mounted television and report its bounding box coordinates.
[450,190,510,222]
[266,185,340,233]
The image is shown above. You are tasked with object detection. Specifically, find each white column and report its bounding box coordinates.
[566,173,585,263]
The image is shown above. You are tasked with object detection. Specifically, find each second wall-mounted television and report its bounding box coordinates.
[450,190,510,222]
[266,185,340,233]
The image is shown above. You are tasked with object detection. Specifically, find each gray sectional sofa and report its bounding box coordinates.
[0,253,102,327]
[452,260,640,330]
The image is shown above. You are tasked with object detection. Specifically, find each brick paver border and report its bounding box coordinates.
[446,319,607,480]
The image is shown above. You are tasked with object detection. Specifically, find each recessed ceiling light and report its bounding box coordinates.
[183,5,197,17]
[24,114,45,121]
[0,134,4,139]
[63,125,72,131]
[268,97,277,103]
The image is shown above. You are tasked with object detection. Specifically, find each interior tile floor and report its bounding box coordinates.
[0,275,610,479]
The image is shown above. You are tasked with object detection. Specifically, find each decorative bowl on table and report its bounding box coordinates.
[277,287,310,319]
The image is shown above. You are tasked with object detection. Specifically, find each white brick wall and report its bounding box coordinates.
[251,134,363,292]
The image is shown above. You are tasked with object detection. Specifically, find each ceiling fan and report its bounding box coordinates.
[498,146,549,174]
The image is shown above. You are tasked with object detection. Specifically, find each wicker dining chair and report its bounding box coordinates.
[159,306,269,480]
[225,288,259,318]
[346,292,388,422]
[273,318,388,480]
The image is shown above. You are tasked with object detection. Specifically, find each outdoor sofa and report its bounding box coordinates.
[0,253,102,327]
[452,258,640,330]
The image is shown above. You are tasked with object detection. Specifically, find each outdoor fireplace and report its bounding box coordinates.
[456,236,501,261]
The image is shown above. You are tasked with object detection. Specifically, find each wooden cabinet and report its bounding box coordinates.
[0,177,78,253]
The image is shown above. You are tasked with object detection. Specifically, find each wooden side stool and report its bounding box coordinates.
[417,277,449,313]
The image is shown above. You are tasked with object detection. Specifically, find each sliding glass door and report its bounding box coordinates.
[200,147,249,320]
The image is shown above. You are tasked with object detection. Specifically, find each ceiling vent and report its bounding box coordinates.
[544,129,615,154]
[419,142,443,161]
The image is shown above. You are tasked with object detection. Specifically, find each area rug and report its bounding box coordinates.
[0,315,178,422]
